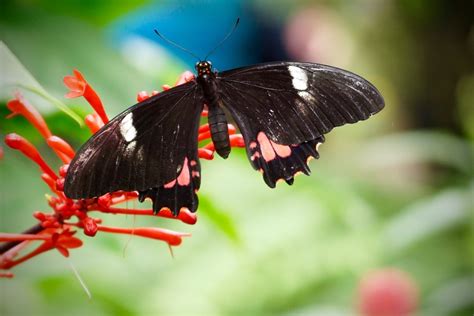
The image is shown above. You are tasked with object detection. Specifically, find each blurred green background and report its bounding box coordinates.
[0,0,473,315]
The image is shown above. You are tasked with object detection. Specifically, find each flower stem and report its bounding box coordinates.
[0,224,44,255]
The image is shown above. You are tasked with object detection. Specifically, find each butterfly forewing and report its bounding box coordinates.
[64,81,203,214]
[217,62,384,186]
[218,62,384,144]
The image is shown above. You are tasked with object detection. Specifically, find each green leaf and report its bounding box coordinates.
[0,41,83,125]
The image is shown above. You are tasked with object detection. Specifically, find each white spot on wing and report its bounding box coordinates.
[126,140,136,154]
[298,91,314,102]
[288,65,308,91]
[120,112,137,142]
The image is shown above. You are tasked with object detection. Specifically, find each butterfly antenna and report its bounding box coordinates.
[204,17,240,60]
[154,29,201,61]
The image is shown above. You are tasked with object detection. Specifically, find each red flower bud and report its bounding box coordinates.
[59,164,69,177]
[82,217,98,237]
[55,178,65,191]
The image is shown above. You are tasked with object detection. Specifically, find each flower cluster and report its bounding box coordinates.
[0,69,245,277]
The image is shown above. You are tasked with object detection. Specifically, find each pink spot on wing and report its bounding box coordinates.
[257,132,276,162]
[250,151,261,161]
[177,157,191,186]
[190,160,197,166]
[164,179,176,188]
[192,171,200,177]
[249,141,258,149]
[270,140,291,158]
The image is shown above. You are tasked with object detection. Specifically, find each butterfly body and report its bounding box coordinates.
[64,61,384,216]
[196,61,231,158]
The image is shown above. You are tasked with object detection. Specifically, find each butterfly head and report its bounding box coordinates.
[195,61,213,76]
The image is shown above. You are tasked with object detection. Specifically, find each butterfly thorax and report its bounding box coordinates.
[195,61,231,159]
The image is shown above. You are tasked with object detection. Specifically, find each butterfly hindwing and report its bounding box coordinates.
[64,82,203,214]
[246,133,325,187]
[218,62,384,186]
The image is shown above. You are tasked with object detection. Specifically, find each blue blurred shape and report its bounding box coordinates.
[107,0,261,70]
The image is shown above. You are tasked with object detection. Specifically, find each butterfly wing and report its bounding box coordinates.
[64,81,204,215]
[218,62,384,187]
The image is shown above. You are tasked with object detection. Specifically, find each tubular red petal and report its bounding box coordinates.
[203,142,215,151]
[84,114,102,134]
[175,71,195,86]
[137,91,149,102]
[97,225,189,246]
[229,134,245,147]
[7,94,52,139]
[154,208,198,225]
[177,209,197,225]
[94,207,196,224]
[198,148,214,160]
[198,130,212,141]
[47,136,75,162]
[83,85,108,124]
[201,109,208,117]
[198,124,210,133]
[41,173,59,193]
[0,272,14,278]
[96,207,154,216]
[227,124,237,134]
[5,134,58,180]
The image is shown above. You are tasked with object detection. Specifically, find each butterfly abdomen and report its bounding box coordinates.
[208,102,231,158]
[198,72,231,159]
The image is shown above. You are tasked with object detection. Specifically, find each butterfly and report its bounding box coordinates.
[64,60,384,216]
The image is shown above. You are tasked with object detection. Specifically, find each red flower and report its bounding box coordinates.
[356,268,419,316]
[64,69,109,125]
[1,69,246,277]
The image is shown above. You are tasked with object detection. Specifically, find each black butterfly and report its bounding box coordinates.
[64,60,384,215]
